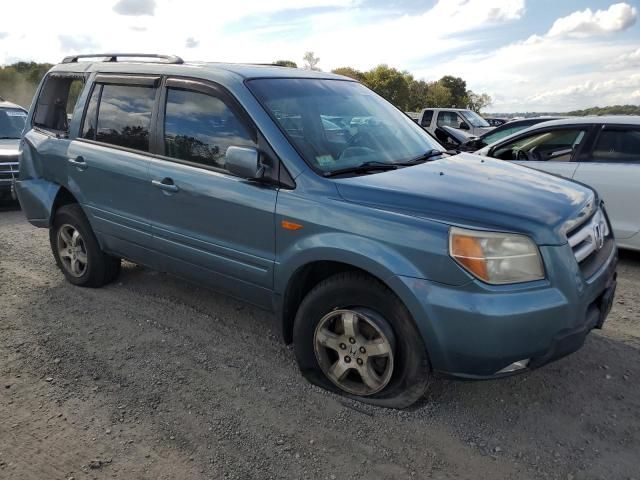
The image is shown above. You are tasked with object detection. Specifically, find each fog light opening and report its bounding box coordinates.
[496,359,530,375]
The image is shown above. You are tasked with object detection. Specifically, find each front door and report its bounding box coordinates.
[490,126,590,179]
[573,125,640,240]
[148,79,277,308]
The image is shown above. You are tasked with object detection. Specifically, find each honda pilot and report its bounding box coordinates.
[16,54,617,408]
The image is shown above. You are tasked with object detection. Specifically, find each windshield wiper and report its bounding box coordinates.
[0,136,21,139]
[323,161,398,178]
[396,149,449,166]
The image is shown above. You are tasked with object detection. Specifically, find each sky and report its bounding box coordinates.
[0,0,639,112]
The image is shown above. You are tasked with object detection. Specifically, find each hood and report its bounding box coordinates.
[0,139,20,155]
[334,153,595,245]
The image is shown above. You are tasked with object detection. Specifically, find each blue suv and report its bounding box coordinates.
[16,54,617,408]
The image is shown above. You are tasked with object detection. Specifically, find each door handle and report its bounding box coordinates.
[152,178,179,193]
[68,156,87,170]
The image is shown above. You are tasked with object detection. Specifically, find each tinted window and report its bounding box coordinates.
[0,108,27,139]
[420,110,433,127]
[493,129,586,162]
[437,111,460,128]
[163,88,255,170]
[81,85,100,140]
[95,84,155,151]
[592,129,640,164]
[481,126,521,145]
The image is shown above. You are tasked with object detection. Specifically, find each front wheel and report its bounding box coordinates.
[293,272,430,408]
[50,204,121,287]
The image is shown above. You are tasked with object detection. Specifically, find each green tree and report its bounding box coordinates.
[406,78,429,111]
[302,51,321,71]
[331,67,365,82]
[362,64,410,110]
[467,91,492,113]
[439,75,468,108]
[273,60,298,68]
[425,81,453,107]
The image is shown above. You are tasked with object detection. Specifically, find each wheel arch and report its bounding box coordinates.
[278,253,423,346]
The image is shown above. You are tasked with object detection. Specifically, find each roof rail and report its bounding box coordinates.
[61,53,184,64]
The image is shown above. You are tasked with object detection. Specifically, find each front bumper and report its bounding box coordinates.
[390,242,618,379]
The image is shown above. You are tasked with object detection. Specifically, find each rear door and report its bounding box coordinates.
[68,74,159,260]
[147,78,278,307]
[488,126,592,178]
[573,125,640,240]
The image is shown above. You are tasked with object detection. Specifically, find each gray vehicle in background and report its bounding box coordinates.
[0,98,27,200]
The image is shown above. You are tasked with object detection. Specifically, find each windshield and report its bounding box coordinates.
[0,108,27,138]
[247,79,442,174]
[460,110,490,128]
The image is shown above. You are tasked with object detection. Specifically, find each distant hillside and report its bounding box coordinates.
[566,105,640,116]
[488,104,640,118]
[0,62,52,108]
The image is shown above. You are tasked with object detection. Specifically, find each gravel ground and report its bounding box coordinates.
[1,203,639,480]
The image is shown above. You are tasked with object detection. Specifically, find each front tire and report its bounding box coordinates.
[50,204,121,287]
[293,272,430,408]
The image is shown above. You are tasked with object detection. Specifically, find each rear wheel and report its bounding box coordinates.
[50,204,121,287]
[293,272,430,408]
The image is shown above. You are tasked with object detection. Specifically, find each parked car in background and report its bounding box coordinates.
[476,116,640,251]
[459,117,564,151]
[417,107,494,136]
[0,99,27,200]
[17,54,617,408]
[484,117,507,127]
[433,125,476,151]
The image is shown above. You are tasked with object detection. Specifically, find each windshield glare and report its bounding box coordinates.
[460,110,490,128]
[247,79,442,174]
[0,108,27,138]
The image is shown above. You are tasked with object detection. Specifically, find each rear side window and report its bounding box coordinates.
[163,88,255,170]
[420,110,433,127]
[33,74,85,134]
[591,129,640,164]
[84,84,155,152]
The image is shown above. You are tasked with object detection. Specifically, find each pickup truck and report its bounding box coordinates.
[417,108,494,136]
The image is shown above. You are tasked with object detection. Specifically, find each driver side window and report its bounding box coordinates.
[436,111,459,128]
[492,128,586,162]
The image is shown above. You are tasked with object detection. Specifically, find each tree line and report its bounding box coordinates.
[275,54,492,113]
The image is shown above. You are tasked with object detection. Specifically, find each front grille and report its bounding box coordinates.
[567,208,612,277]
[0,156,19,185]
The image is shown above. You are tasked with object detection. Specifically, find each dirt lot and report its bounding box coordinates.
[1,203,639,480]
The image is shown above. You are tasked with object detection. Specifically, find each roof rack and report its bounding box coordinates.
[61,53,184,64]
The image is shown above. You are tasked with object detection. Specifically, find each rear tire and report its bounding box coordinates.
[50,204,121,287]
[293,272,430,409]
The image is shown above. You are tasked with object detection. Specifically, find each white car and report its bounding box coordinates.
[475,116,640,251]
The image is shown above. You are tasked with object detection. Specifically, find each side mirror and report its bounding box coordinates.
[225,146,264,179]
[459,121,470,130]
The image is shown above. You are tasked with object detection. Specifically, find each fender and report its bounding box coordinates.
[274,232,426,295]
[15,178,62,228]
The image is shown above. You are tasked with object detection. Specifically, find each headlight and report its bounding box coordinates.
[449,227,544,284]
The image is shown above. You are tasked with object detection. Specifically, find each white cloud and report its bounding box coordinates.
[185,37,199,49]
[547,2,637,38]
[113,0,156,16]
[608,47,640,69]
[0,0,637,111]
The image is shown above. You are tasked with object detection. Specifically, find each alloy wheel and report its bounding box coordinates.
[57,224,88,277]
[313,309,394,396]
